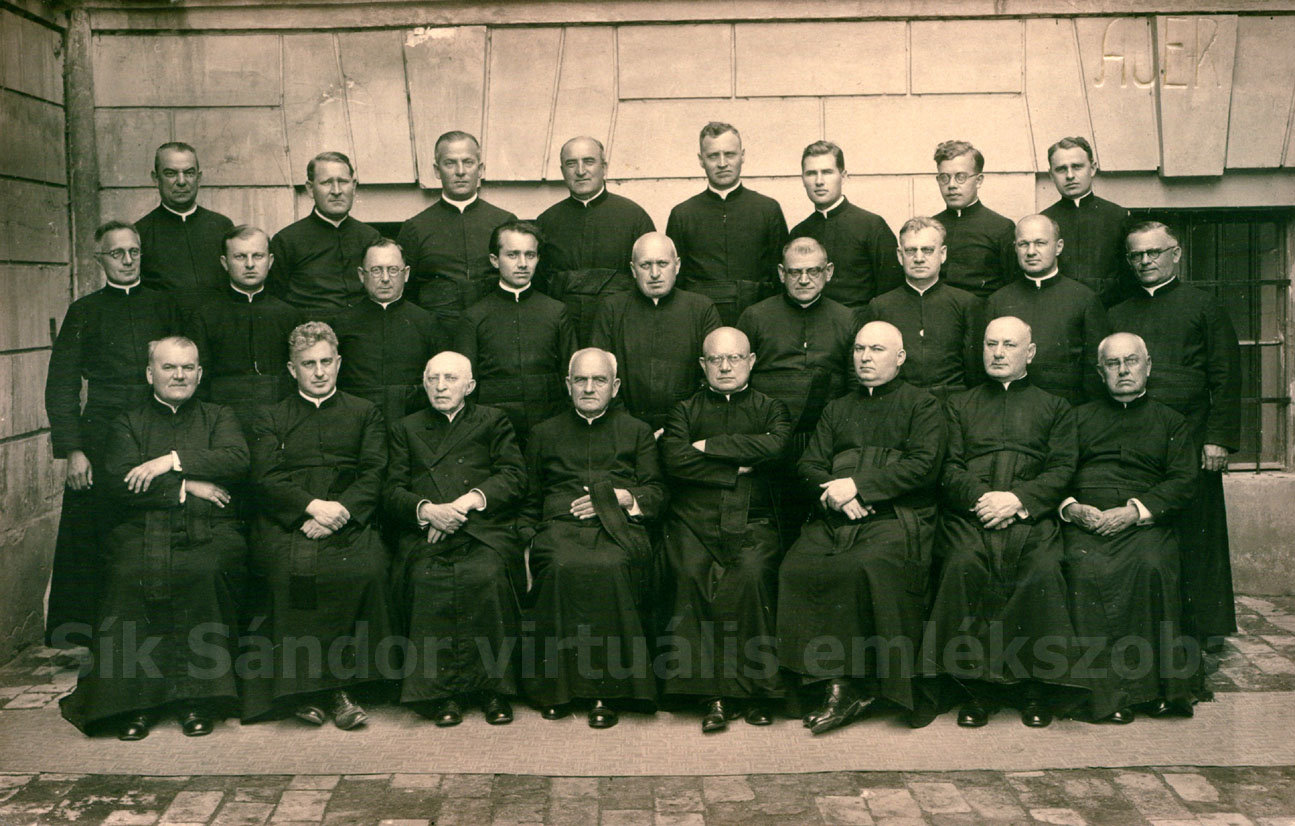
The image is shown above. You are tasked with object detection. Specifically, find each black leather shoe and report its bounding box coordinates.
[588,699,618,729]
[809,680,878,735]
[957,702,990,728]
[541,704,571,720]
[1105,707,1135,725]
[701,698,730,733]
[294,704,326,725]
[117,714,152,741]
[744,702,774,726]
[482,694,512,725]
[431,698,462,727]
[1021,701,1053,727]
[179,709,213,737]
[1148,698,1194,718]
[331,690,368,730]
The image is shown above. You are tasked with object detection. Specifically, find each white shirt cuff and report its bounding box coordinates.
[416,498,432,527]
[1058,496,1078,521]
[469,488,487,511]
[179,478,187,504]
[170,450,182,472]
[1128,497,1154,525]
[626,496,642,518]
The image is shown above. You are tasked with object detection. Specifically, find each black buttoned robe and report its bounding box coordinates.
[333,297,438,427]
[859,280,984,400]
[789,197,903,310]
[269,212,381,316]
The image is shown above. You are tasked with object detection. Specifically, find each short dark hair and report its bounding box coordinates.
[802,140,845,172]
[306,151,354,181]
[154,141,198,171]
[489,221,543,256]
[435,131,481,159]
[361,237,405,263]
[933,140,984,173]
[1125,220,1181,247]
[699,122,740,147]
[94,219,138,243]
[222,224,268,254]
[1047,136,1095,166]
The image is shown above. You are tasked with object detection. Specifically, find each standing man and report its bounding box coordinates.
[666,122,789,325]
[1110,221,1241,650]
[790,141,902,310]
[987,214,1109,406]
[860,216,983,400]
[135,142,235,305]
[590,232,721,433]
[332,239,438,427]
[44,220,181,649]
[931,140,1017,299]
[385,352,528,727]
[398,131,517,340]
[456,221,576,447]
[658,327,792,731]
[523,348,666,728]
[269,151,381,316]
[536,136,655,344]
[1041,136,1131,305]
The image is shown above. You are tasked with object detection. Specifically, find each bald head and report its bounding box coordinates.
[703,326,750,357]
[424,351,475,415]
[631,232,680,299]
[426,351,472,380]
[1015,213,1063,276]
[567,347,620,417]
[983,316,1035,382]
[1097,332,1148,363]
[701,327,754,393]
[1097,332,1152,400]
[632,232,677,263]
[853,321,906,387]
[857,320,903,351]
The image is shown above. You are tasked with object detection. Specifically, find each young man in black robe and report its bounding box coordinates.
[60,336,248,740]
[659,327,792,731]
[44,220,182,649]
[397,131,517,338]
[666,122,789,325]
[384,352,528,727]
[790,141,902,310]
[859,216,983,401]
[1062,333,1199,723]
[590,232,721,433]
[987,214,1109,406]
[269,151,381,316]
[778,321,946,733]
[1110,221,1242,650]
[919,316,1080,728]
[931,140,1017,299]
[242,322,394,729]
[536,136,655,344]
[135,142,234,307]
[333,238,438,427]
[456,221,577,447]
[523,348,666,728]
[1041,136,1131,306]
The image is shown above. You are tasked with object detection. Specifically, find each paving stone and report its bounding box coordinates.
[388,774,440,790]
[653,778,703,813]
[377,820,429,826]
[288,776,342,791]
[816,794,874,825]
[861,788,922,819]
[212,801,275,826]
[750,776,811,816]
[908,781,970,814]
[235,787,283,803]
[1114,772,1194,820]
[497,775,549,798]
[101,813,162,826]
[272,790,330,821]
[492,797,545,825]
[653,815,705,826]
[0,775,34,789]
[1196,815,1257,825]
[702,777,754,803]
[548,797,599,826]
[802,774,860,796]
[161,791,225,823]
[551,777,598,799]
[1257,819,1295,826]
[1060,776,1118,800]
[601,811,653,826]
[600,778,656,809]
[1163,772,1221,803]
[1029,809,1087,825]
[440,775,494,798]
[869,818,925,826]
[434,798,493,826]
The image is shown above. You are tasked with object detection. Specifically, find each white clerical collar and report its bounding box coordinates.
[440,403,465,422]
[574,186,605,206]
[578,409,608,425]
[1116,390,1148,407]
[907,278,938,295]
[954,199,980,218]
[299,388,336,407]
[708,183,739,199]
[1143,277,1176,296]
[442,193,478,212]
[106,279,141,294]
[313,208,346,228]
[713,384,749,400]
[232,284,264,301]
[792,296,821,309]
[999,374,1027,390]
[816,195,845,217]
[153,395,181,413]
[1026,267,1060,288]
[1070,190,1093,208]
[162,202,198,221]
[370,296,402,310]
[498,282,530,301]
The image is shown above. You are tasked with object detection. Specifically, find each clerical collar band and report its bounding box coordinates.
[153,395,181,413]
[817,195,846,217]
[106,280,141,294]
[299,388,336,407]
[1144,277,1177,296]
[313,209,345,228]
[440,403,465,422]
[954,199,981,217]
[1027,268,1060,288]
[499,282,530,300]
[372,297,401,310]
[577,409,608,425]
[1070,191,1093,208]
[162,203,198,220]
[233,284,264,301]
[708,183,739,199]
[442,193,478,212]
[575,187,606,206]
[907,279,938,296]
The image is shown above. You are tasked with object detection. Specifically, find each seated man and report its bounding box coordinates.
[384,352,528,726]
[242,322,394,730]
[659,327,792,731]
[59,336,248,740]
[919,316,1080,728]
[778,321,946,733]
[523,348,666,727]
[1062,333,1198,723]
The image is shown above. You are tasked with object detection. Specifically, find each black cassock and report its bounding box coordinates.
[60,397,248,734]
[333,297,439,427]
[1062,394,1198,718]
[1041,192,1131,306]
[658,386,792,700]
[456,284,577,447]
[241,391,395,720]
[778,380,946,710]
[384,403,528,703]
[135,204,235,307]
[919,379,1080,690]
[1110,278,1241,640]
[268,212,382,316]
[789,197,903,310]
[859,280,984,400]
[932,201,1017,299]
[522,407,666,707]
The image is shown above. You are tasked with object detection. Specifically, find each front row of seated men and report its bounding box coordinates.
[60,308,1203,740]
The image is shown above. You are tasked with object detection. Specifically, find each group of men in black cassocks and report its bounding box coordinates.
[44,124,1239,740]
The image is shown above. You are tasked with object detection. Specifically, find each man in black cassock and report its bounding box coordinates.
[1110,221,1241,650]
[658,327,792,731]
[790,141,902,310]
[523,348,666,728]
[859,216,983,401]
[60,336,247,740]
[44,220,181,649]
[1041,136,1131,306]
[536,136,655,344]
[987,214,1109,406]
[456,221,577,447]
[187,225,300,436]
[590,232,721,433]
[1062,332,1199,724]
[397,131,517,339]
[269,151,381,316]
[931,140,1017,299]
[242,322,394,730]
[919,315,1080,728]
[384,352,528,727]
[666,122,789,325]
[135,142,234,307]
[778,321,946,734]
[333,238,438,427]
